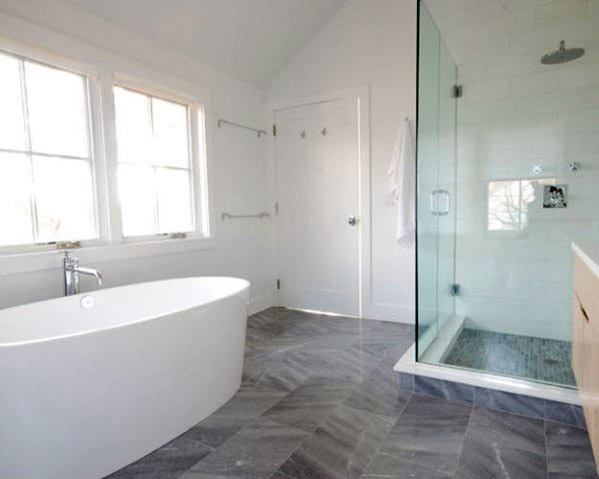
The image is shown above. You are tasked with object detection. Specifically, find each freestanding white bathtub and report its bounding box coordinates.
[0,276,250,479]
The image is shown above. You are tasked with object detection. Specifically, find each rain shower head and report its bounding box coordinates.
[541,40,585,65]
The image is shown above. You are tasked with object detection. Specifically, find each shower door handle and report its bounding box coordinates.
[430,190,440,216]
[437,189,450,216]
[430,189,450,216]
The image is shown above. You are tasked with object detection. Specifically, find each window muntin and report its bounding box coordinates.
[114,86,195,238]
[0,51,96,247]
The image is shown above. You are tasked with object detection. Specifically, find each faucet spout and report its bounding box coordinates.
[63,250,104,295]
[73,267,104,286]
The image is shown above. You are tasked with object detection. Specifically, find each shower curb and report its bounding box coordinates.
[394,344,585,429]
[396,371,586,429]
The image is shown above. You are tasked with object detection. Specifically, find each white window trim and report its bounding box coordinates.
[0,39,215,276]
[111,77,210,243]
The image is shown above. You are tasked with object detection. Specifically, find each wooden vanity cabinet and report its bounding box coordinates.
[572,254,599,468]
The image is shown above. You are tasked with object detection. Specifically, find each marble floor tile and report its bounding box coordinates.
[369,394,472,476]
[344,363,411,417]
[262,377,354,432]
[546,422,598,478]
[363,456,453,478]
[455,436,546,479]
[105,435,213,479]
[473,386,545,419]
[272,404,396,478]
[106,307,594,479]
[183,384,287,448]
[466,406,546,455]
[179,417,309,478]
[544,399,587,429]
[255,348,322,392]
[308,347,381,384]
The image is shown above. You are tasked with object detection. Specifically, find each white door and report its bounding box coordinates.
[275,98,360,316]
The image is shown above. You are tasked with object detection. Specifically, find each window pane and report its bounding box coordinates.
[0,54,26,150]
[114,87,152,164]
[25,62,89,157]
[118,164,156,236]
[156,168,193,233]
[152,97,189,167]
[34,157,96,242]
[0,153,33,246]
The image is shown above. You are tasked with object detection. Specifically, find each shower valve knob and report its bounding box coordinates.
[348,215,359,226]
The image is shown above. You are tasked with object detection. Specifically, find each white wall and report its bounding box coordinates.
[443,0,599,340]
[0,0,276,313]
[266,0,418,323]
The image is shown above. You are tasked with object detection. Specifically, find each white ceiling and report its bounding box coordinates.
[64,0,346,87]
[423,0,596,67]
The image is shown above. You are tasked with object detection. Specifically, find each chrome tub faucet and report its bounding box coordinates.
[63,250,103,296]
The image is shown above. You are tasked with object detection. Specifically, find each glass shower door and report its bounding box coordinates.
[416,2,457,359]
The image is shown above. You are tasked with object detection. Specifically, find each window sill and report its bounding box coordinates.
[0,237,216,276]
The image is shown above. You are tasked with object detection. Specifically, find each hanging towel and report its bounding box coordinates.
[387,118,416,249]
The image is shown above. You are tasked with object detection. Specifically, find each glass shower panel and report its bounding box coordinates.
[417,0,595,389]
[436,41,457,333]
[416,2,457,358]
[416,4,440,346]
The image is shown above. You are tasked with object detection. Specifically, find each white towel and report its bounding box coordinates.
[387,118,416,249]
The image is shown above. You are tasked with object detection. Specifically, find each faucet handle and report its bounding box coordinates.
[63,249,79,268]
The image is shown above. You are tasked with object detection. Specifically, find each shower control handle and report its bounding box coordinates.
[348,215,359,226]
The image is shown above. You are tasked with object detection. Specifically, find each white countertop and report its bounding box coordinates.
[572,242,599,279]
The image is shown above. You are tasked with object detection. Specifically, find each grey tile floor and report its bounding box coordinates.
[107,308,597,479]
[444,328,576,386]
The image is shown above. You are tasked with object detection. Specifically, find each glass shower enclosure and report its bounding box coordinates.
[416,0,597,389]
[416,3,457,361]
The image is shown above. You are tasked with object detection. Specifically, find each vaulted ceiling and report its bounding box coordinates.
[65,0,346,87]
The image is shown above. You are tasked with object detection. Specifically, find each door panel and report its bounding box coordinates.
[417,2,457,358]
[275,99,359,316]
[417,4,441,342]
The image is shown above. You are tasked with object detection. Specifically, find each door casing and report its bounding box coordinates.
[266,86,371,318]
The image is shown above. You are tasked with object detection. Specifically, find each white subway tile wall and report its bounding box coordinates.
[426,0,599,340]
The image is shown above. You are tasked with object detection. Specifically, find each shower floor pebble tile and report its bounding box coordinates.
[443,328,576,386]
[106,307,596,479]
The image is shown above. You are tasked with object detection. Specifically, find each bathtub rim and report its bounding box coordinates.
[0,276,250,349]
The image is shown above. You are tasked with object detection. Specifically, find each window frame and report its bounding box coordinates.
[0,39,213,266]
[111,78,210,244]
[0,45,108,255]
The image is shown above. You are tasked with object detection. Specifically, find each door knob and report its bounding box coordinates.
[348,215,359,226]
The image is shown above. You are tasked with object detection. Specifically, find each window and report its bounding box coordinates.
[0,42,211,262]
[114,86,196,238]
[0,51,96,246]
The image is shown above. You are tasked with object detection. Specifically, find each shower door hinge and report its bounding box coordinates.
[450,283,461,296]
[453,85,463,98]
[272,124,277,136]
[276,279,281,290]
